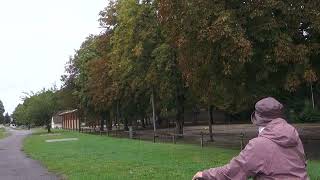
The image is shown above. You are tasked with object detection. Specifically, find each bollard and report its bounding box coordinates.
[173,135,176,144]
[153,133,156,143]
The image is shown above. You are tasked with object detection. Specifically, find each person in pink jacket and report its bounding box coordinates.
[193,97,309,180]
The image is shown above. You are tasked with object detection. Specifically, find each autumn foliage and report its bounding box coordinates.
[13,0,320,132]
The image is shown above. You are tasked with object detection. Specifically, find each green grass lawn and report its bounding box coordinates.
[0,128,7,139]
[23,130,320,180]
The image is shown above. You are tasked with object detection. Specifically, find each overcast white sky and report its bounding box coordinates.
[0,0,108,114]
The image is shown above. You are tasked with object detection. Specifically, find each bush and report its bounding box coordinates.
[289,100,320,123]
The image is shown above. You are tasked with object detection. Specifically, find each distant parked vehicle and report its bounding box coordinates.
[10,124,17,128]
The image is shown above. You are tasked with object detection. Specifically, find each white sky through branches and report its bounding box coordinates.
[0,0,108,114]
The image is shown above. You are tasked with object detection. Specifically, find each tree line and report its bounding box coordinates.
[0,100,12,125]
[12,0,320,133]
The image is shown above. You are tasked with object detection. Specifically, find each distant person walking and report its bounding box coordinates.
[193,97,309,180]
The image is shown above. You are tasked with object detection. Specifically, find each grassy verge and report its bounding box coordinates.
[23,130,320,180]
[0,128,8,139]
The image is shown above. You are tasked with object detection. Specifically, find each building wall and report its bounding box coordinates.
[51,116,63,129]
[61,111,80,130]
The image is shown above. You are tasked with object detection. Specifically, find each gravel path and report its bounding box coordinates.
[0,128,59,180]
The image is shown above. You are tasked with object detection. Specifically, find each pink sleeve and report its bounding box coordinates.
[202,138,267,180]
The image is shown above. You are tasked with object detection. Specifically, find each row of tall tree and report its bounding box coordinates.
[12,90,59,132]
[0,100,11,124]
[13,0,320,133]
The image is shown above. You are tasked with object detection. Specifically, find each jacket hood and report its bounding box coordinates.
[251,97,284,126]
[260,118,299,147]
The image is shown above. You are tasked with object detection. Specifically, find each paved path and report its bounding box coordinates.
[0,128,59,180]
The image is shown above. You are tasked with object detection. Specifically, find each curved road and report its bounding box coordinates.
[0,128,59,180]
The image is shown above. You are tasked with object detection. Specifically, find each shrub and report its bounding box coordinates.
[289,100,320,123]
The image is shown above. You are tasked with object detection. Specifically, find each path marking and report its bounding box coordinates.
[40,133,61,136]
[45,138,78,143]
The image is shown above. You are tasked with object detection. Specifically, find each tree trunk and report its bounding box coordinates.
[106,111,112,131]
[208,105,214,142]
[311,83,315,109]
[100,112,105,132]
[141,116,146,128]
[78,115,81,132]
[133,119,138,129]
[101,111,112,131]
[175,93,184,135]
[116,101,120,129]
[193,109,197,125]
[170,49,185,135]
[146,117,150,126]
[175,118,184,135]
[47,123,51,133]
[124,118,129,131]
[151,89,156,134]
